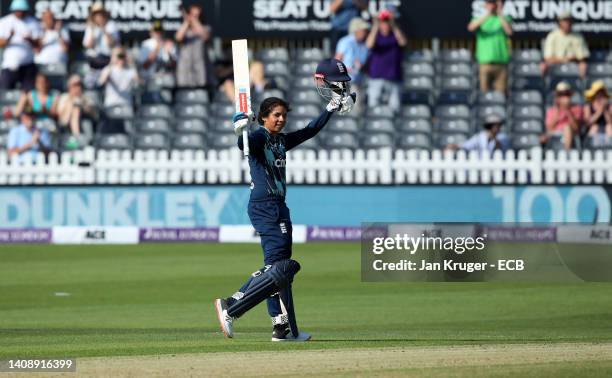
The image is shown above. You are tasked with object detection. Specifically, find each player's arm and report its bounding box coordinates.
[234,112,265,151]
[284,110,334,151]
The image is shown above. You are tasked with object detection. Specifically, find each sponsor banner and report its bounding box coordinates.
[219,225,307,243]
[307,226,362,241]
[52,226,139,244]
[480,225,557,242]
[0,228,51,243]
[557,225,612,244]
[139,227,219,242]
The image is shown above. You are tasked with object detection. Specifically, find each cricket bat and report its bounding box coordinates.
[232,39,251,157]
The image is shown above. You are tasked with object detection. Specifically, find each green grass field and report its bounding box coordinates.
[1,243,611,376]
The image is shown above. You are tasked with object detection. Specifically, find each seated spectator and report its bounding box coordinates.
[329,0,368,50]
[15,73,59,121]
[542,12,589,78]
[7,108,52,163]
[365,9,407,113]
[137,21,176,81]
[57,75,97,137]
[447,115,510,154]
[250,61,276,98]
[82,2,119,86]
[35,9,70,67]
[175,4,213,89]
[98,47,139,109]
[467,0,512,93]
[335,17,369,114]
[542,81,583,150]
[0,0,41,90]
[583,80,612,146]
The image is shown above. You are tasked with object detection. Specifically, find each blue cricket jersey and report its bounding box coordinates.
[238,110,333,202]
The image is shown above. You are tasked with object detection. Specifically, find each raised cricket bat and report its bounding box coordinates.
[232,39,251,157]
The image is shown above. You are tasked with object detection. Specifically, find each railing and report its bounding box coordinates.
[0,147,611,185]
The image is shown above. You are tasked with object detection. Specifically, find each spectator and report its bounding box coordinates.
[583,80,612,146]
[335,17,369,114]
[250,61,276,98]
[15,73,59,121]
[35,9,70,67]
[543,81,583,150]
[0,0,41,90]
[365,9,407,113]
[57,75,97,137]
[467,0,512,93]
[329,0,368,50]
[137,21,177,81]
[447,115,510,154]
[82,2,120,86]
[175,4,213,89]
[542,12,589,78]
[7,108,52,163]
[98,47,139,109]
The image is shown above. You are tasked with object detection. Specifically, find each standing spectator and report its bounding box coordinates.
[329,0,368,50]
[0,0,41,90]
[335,17,369,114]
[447,115,510,154]
[57,75,97,137]
[98,47,139,109]
[542,12,589,78]
[15,73,59,121]
[175,4,213,89]
[137,21,177,81]
[365,9,407,113]
[467,0,512,93]
[583,80,612,146]
[82,2,120,86]
[35,9,70,67]
[543,81,583,150]
[7,108,52,163]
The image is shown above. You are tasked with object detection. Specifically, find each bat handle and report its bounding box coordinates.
[242,129,249,157]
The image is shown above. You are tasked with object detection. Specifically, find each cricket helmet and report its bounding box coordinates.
[314,58,352,102]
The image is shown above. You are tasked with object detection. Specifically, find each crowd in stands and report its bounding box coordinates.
[0,0,611,164]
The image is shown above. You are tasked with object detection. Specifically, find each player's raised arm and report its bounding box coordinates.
[285,59,356,151]
[234,112,264,151]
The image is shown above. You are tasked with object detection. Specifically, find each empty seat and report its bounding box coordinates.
[403,62,435,77]
[284,117,311,133]
[322,132,359,149]
[293,104,319,117]
[69,61,89,77]
[264,61,290,77]
[295,48,324,62]
[438,77,473,104]
[366,106,395,118]
[174,104,209,118]
[97,133,131,150]
[173,133,205,150]
[550,63,581,78]
[435,104,470,119]
[209,133,237,149]
[0,89,21,104]
[401,105,431,119]
[209,117,233,132]
[327,118,359,133]
[396,119,432,134]
[513,49,542,63]
[437,119,471,135]
[512,119,543,134]
[511,90,543,105]
[476,105,506,120]
[441,63,472,77]
[403,76,434,105]
[295,62,318,76]
[436,133,467,148]
[590,50,612,62]
[139,104,172,119]
[212,103,235,117]
[141,90,172,104]
[439,49,472,63]
[512,134,540,149]
[104,105,134,120]
[405,49,434,63]
[83,90,102,107]
[478,91,506,105]
[257,48,289,62]
[292,75,315,89]
[175,89,209,104]
[260,89,284,100]
[290,90,321,105]
[511,105,544,120]
[150,73,175,89]
[134,119,171,134]
[362,133,394,149]
[293,135,320,150]
[0,119,18,133]
[513,62,542,77]
[584,135,612,150]
[364,118,395,134]
[134,133,169,150]
[587,63,612,78]
[175,118,207,134]
[397,133,431,149]
[0,133,9,149]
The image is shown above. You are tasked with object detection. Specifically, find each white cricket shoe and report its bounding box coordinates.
[271,324,311,342]
[214,298,234,338]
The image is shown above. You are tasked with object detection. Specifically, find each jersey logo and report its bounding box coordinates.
[274,158,286,168]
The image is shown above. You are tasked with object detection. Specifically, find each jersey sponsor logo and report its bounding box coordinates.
[274,158,286,168]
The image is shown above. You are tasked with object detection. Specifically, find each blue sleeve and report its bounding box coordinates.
[7,128,18,149]
[284,110,333,151]
[460,134,479,151]
[39,129,52,148]
[237,127,267,152]
[336,36,349,55]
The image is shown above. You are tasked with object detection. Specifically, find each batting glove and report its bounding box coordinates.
[326,93,342,112]
[233,112,254,136]
[338,93,357,115]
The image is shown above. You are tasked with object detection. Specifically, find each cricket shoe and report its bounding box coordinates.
[271,324,311,342]
[214,298,234,338]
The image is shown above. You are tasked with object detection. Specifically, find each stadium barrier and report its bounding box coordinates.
[1,147,612,185]
[0,225,610,245]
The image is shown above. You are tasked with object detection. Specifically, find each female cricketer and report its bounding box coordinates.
[215,58,355,341]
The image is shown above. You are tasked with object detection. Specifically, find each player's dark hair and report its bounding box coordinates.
[257,97,291,125]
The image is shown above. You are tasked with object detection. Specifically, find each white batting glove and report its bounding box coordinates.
[326,93,342,112]
[233,112,254,137]
[338,93,356,115]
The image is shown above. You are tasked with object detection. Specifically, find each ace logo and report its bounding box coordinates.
[590,229,611,240]
[85,230,106,240]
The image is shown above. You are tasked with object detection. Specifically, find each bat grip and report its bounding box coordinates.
[242,129,249,157]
